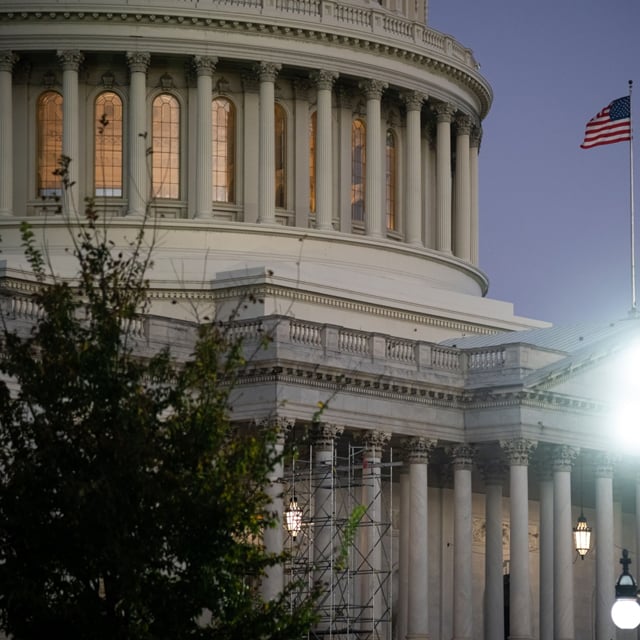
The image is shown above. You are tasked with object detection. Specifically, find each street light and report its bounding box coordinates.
[611,549,640,629]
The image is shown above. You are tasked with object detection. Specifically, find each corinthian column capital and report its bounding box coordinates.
[500,438,537,466]
[57,50,84,71]
[359,78,387,101]
[310,423,344,450]
[402,90,425,112]
[126,51,151,74]
[551,444,579,472]
[404,436,437,463]
[455,113,473,136]
[310,69,338,91]
[193,55,218,76]
[470,125,483,148]
[361,430,391,457]
[256,61,282,83]
[0,51,19,73]
[449,443,476,471]
[433,101,456,123]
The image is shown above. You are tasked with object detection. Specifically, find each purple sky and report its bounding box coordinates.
[429,0,640,326]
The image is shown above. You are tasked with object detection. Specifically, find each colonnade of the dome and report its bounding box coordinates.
[0,48,482,266]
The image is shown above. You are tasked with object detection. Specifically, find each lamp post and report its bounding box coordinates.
[611,549,640,629]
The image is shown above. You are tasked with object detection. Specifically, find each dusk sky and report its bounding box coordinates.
[429,0,640,326]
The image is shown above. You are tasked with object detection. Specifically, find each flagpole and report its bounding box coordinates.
[630,79,637,315]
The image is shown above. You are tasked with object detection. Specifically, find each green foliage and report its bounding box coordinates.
[0,201,317,638]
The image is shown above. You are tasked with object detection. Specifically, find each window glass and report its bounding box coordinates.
[385,129,397,230]
[36,91,63,197]
[309,111,317,213]
[275,103,286,209]
[212,97,236,203]
[152,94,180,199]
[351,119,366,222]
[95,91,123,197]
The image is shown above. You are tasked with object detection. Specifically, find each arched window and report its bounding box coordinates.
[275,103,286,209]
[212,97,236,203]
[36,91,63,197]
[385,129,397,231]
[94,91,123,197]
[151,94,180,199]
[309,111,317,213]
[351,119,366,222]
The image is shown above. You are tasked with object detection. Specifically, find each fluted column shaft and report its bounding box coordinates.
[312,70,337,231]
[434,103,455,253]
[260,417,293,601]
[0,52,17,217]
[454,115,472,261]
[398,466,410,640]
[538,458,554,640]
[595,454,615,640]
[501,438,537,640]
[451,445,475,640]
[361,80,387,238]
[257,62,281,224]
[194,56,217,218]
[422,129,435,248]
[58,50,83,214]
[469,127,481,266]
[481,461,505,640]
[406,438,436,640]
[404,92,424,246]
[553,446,578,640]
[126,52,150,217]
[360,431,390,640]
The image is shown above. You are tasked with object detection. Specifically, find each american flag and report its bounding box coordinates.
[580,96,632,149]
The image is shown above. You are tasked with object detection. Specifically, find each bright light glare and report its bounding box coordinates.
[611,599,640,629]
[611,341,640,452]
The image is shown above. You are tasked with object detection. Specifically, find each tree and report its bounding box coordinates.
[0,190,318,639]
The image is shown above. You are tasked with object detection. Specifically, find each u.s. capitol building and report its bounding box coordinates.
[1,1,639,639]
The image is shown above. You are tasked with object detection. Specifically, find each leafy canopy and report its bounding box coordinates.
[0,202,316,640]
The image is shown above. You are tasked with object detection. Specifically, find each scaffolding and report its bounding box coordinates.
[285,442,394,640]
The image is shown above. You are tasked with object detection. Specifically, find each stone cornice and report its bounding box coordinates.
[0,7,492,117]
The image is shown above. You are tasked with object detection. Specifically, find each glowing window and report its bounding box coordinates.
[212,97,236,203]
[351,119,366,222]
[94,91,123,197]
[36,91,63,197]
[275,103,286,209]
[385,129,397,230]
[151,94,180,199]
[309,111,317,213]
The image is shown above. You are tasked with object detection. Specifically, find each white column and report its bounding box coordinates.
[538,455,554,640]
[454,114,472,261]
[360,430,390,640]
[480,460,505,640]
[126,52,150,217]
[594,453,615,640]
[552,445,578,640]
[57,50,84,215]
[260,416,293,601]
[403,91,424,246]
[360,79,387,238]
[257,62,281,224]
[421,128,436,248]
[451,445,475,640]
[398,465,410,640]
[293,79,310,228]
[0,52,18,217]
[434,102,455,254]
[312,70,338,231]
[405,437,436,640]
[501,438,537,640]
[193,56,217,219]
[469,127,481,266]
